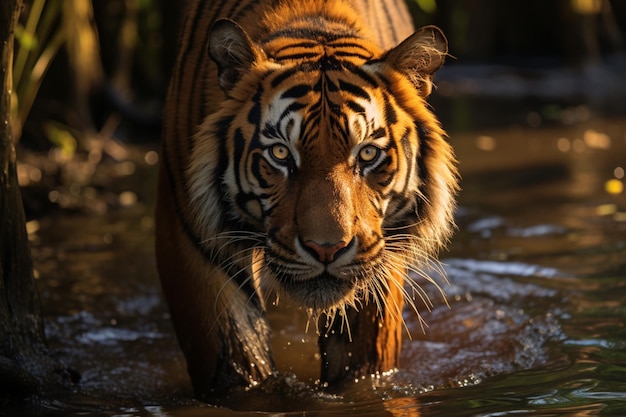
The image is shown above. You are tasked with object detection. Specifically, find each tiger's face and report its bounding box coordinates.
[188,20,458,315]
[254,78,404,311]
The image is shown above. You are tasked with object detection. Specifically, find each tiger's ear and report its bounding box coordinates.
[209,18,265,92]
[383,25,448,97]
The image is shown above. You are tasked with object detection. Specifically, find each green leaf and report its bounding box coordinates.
[14,25,38,51]
[45,124,77,158]
[414,0,437,14]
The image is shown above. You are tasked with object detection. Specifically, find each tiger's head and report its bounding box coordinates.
[188,16,458,317]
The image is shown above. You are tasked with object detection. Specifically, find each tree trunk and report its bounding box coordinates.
[0,0,71,402]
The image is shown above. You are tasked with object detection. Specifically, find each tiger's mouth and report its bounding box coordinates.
[271,269,359,311]
[263,236,384,311]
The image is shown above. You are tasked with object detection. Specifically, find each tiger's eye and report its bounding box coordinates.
[358,145,379,162]
[271,144,290,161]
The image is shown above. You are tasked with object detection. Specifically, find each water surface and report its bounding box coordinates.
[12,117,626,416]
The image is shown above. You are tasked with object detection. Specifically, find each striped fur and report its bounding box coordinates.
[156,0,458,399]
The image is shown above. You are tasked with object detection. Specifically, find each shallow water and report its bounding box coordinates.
[11,117,626,416]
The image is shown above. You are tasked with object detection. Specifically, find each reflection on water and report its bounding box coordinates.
[11,118,626,416]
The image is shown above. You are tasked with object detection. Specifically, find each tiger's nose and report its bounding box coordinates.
[303,239,350,264]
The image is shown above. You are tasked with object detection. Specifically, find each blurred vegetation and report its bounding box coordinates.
[13,0,103,146]
[13,0,173,216]
[13,0,169,151]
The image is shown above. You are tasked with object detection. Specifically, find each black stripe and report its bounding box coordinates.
[271,66,302,88]
[281,84,311,99]
[248,88,263,124]
[399,127,414,193]
[385,202,419,235]
[415,122,429,219]
[251,153,272,189]
[280,101,307,120]
[371,127,387,139]
[343,61,379,87]
[333,51,374,60]
[384,93,398,124]
[273,40,320,55]
[378,171,396,188]
[275,52,321,61]
[329,41,373,52]
[346,100,365,114]
[338,79,369,100]
[263,28,356,43]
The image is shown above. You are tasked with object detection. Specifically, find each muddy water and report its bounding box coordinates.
[12,117,626,416]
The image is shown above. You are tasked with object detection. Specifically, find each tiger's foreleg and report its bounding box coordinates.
[155,168,274,398]
[319,272,405,385]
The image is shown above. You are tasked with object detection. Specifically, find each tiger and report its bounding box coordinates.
[155,0,458,400]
